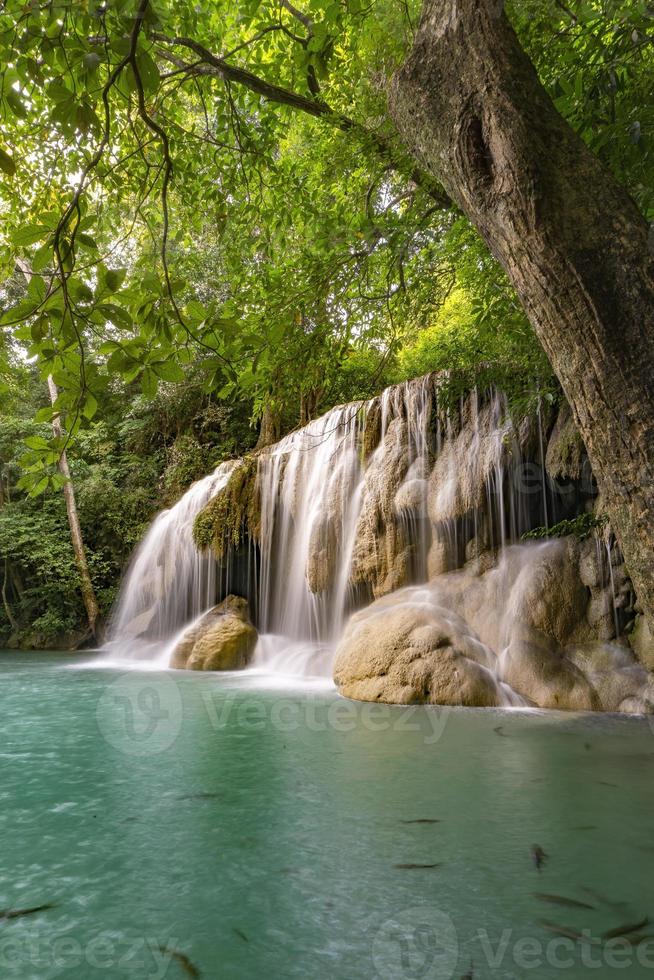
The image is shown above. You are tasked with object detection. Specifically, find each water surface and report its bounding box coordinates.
[0,651,652,979]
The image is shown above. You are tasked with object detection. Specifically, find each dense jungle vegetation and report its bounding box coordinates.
[0,0,651,645]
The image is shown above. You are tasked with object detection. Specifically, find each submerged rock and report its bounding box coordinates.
[171,596,257,671]
[333,599,503,707]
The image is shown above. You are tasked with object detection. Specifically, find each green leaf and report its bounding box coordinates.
[99,303,132,330]
[0,147,16,177]
[30,476,50,497]
[32,243,53,272]
[13,223,50,246]
[6,90,27,118]
[152,360,185,383]
[141,367,157,398]
[81,391,98,419]
[136,50,160,94]
[105,268,127,291]
[24,435,50,450]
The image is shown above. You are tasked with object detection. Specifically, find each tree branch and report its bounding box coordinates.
[151,32,452,210]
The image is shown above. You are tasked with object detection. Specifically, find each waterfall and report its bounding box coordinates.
[103,461,238,663]
[104,375,604,685]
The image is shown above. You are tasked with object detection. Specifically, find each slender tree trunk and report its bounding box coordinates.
[15,261,100,641]
[0,476,18,632]
[389,0,654,631]
[47,376,100,640]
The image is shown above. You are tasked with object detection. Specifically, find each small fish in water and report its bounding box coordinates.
[602,917,649,940]
[533,893,595,910]
[531,845,547,871]
[400,819,441,825]
[174,793,220,802]
[538,920,587,942]
[581,887,629,911]
[157,946,200,978]
[598,781,619,788]
[584,742,591,751]
[571,825,597,831]
[232,928,249,943]
[620,933,654,948]
[493,726,508,737]
[394,863,441,870]
[0,904,55,920]
[460,963,474,979]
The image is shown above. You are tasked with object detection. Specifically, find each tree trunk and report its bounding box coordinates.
[256,402,282,450]
[389,0,654,630]
[47,376,100,640]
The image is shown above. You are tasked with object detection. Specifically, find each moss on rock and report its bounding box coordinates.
[193,456,260,557]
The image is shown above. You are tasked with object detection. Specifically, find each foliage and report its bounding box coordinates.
[523,512,609,541]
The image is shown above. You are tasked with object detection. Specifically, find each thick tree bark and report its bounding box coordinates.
[389,0,654,630]
[47,376,100,640]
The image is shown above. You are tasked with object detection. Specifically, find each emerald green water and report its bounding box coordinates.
[1,651,653,979]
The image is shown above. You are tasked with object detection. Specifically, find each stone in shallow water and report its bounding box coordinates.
[171,596,257,671]
[333,601,503,707]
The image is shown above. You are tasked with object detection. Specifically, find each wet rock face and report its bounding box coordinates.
[333,600,504,707]
[334,540,654,712]
[501,628,600,712]
[349,416,413,598]
[545,401,587,482]
[171,595,257,671]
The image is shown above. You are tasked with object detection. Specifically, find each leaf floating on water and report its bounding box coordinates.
[157,946,200,978]
[0,904,55,920]
[400,819,441,824]
[602,917,649,940]
[533,893,595,910]
[394,863,441,869]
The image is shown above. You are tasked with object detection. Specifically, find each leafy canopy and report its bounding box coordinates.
[0,0,651,493]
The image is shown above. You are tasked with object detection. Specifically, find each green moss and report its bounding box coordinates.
[522,513,608,542]
[193,456,260,557]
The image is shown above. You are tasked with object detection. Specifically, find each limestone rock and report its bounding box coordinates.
[171,595,257,671]
[565,641,649,712]
[349,416,413,597]
[629,615,654,671]
[333,599,503,707]
[501,627,600,711]
[428,395,513,523]
[502,538,588,646]
[545,402,587,482]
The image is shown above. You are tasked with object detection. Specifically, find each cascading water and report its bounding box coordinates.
[104,374,624,703]
[103,461,238,664]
